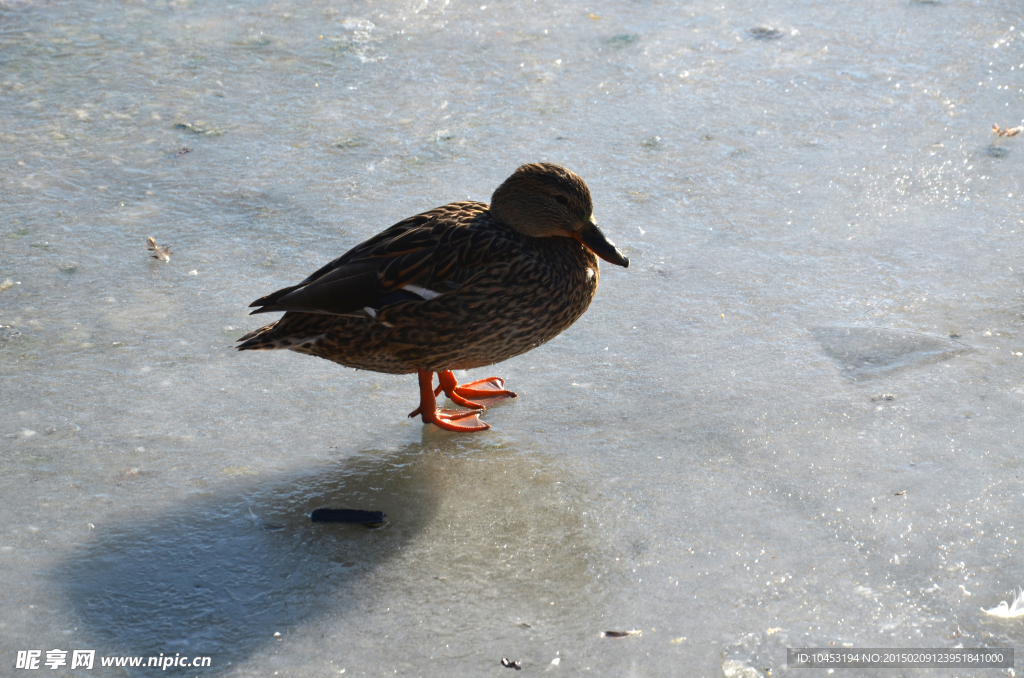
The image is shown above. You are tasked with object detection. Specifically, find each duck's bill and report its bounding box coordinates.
[573,222,629,268]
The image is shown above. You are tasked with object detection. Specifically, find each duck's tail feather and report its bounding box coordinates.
[236,321,286,350]
[236,313,330,352]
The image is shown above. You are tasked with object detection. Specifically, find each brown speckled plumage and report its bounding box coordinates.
[238,163,628,430]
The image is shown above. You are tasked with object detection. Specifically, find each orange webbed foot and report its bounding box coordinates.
[438,371,518,410]
[411,371,491,432]
[422,407,490,432]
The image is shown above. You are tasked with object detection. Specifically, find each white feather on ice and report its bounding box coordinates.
[982,589,1024,617]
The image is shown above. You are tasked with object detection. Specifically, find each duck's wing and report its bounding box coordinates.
[247,202,497,316]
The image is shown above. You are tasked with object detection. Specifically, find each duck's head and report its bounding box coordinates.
[490,163,629,268]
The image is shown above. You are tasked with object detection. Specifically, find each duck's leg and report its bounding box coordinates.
[438,370,518,409]
[410,370,490,432]
[406,379,443,418]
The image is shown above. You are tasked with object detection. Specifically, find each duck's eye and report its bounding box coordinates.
[555,195,569,206]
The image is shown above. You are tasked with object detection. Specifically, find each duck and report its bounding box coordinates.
[237,162,628,432]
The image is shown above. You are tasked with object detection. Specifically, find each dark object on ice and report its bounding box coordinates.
[310,508,385,526]
[146,237,171,262]
[237,163,628,432]
[501,658,522,670]
[749,26,784,40]
[175,147,192,158]
[602,630,638,638]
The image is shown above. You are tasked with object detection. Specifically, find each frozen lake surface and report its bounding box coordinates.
[2,0,1024,675]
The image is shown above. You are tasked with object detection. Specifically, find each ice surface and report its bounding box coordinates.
[2,0,1023,675]
[812,327,967,379]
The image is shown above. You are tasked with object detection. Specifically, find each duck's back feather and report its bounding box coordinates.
[247,202,490,317]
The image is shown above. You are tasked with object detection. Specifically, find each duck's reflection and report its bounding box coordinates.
[59,440,448,668]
